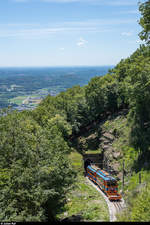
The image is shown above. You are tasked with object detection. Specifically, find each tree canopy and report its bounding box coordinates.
[139,0,150,44]
[0,110,75,221]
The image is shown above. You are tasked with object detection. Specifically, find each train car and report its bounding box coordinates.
[86,164,121,201]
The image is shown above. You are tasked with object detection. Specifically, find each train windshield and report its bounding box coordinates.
[107,180,117,186]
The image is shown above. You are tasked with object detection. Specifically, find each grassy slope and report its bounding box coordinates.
[53,104,150,222]
[56,150,109,222]
[59,107,150,222]
[80,111,150,221]
[100,114,150,221]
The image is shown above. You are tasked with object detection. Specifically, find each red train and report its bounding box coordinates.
[86,164,121,201]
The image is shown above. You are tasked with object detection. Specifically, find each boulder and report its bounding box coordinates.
[102,145,110,150]
[113,151,121,159]
[113,163,120,171]
[103,132,114,141]
[99,137,107,142]
[103,140,110,145]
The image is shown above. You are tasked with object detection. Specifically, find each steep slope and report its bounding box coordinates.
[55,151,109,222]
[70,109,150,221]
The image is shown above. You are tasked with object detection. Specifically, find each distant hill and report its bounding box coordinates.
[0,66,112,109]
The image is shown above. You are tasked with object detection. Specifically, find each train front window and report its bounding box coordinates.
[107,180,117,186]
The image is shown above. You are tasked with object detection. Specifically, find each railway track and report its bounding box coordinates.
[86,176,126,221]
[112,201,123,213]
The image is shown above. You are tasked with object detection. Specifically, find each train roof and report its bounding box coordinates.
[87,165,116,181]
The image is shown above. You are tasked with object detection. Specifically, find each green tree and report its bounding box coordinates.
[0,110,75,222]
[139,0,150,44]
[85,74,118,121]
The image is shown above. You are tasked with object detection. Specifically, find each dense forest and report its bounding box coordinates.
[0,0,150,222]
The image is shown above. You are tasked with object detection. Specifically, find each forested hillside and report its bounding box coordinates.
[0,0,150,222]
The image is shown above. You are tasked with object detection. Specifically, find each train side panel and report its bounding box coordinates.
[86,165,122,201]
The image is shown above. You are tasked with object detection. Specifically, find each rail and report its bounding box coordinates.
[86,174,126,221]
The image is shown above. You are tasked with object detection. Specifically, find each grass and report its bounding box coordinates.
[116,170,150,222]
[84,149,102,154]
[68,150,83,174]
[56,150,109,222]
[56,174,109,222]
[10,96,28,105]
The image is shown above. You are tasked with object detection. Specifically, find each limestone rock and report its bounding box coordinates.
[102,145,110,150]
[103,132,114,141]
[103,140,110,145]
[99,137,107,142]
[113,151,121,159]
[118,172,122,180]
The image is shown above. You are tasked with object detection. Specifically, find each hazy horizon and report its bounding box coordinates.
[0,65,114,68]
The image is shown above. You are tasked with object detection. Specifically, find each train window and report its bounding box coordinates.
[97,177,103,183]
[89,170,95,175]
[107,180,117,186]
[97,175,101,180]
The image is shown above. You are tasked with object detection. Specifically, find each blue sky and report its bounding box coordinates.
[0,0,145,67]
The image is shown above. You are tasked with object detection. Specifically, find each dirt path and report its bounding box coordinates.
[86,177,126,222]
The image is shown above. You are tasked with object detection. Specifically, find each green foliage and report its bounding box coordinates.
[0,169,10,187]
[56,86,89,133]
[56,175,109,222]
[131,184,150,222]
[121,146,139,172]
[0,109,75,222]
[117,172,150,222]
[85,74,118,120]
[47,114,72,139]
[34,86,90,134]
[110,45,150,152]
[139,0,150,44]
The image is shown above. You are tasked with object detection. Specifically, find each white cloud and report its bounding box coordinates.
[125,10,139,14]
[13,0,29,2]
[46,0,137,5]
[105,0,137,6]
[43,0,81,2]
[0,18,136,39]
[12,0,138,5]
[0,27,65,38]
[76,37,88,47]
[0,27,93,39]
[59,47,65,51]
[121,31,133,36]
[117,10,139,15]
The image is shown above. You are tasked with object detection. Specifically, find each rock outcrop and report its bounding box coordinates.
[99,130,122,177]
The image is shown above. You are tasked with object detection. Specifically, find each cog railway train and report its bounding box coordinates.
[85,163,121,201]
